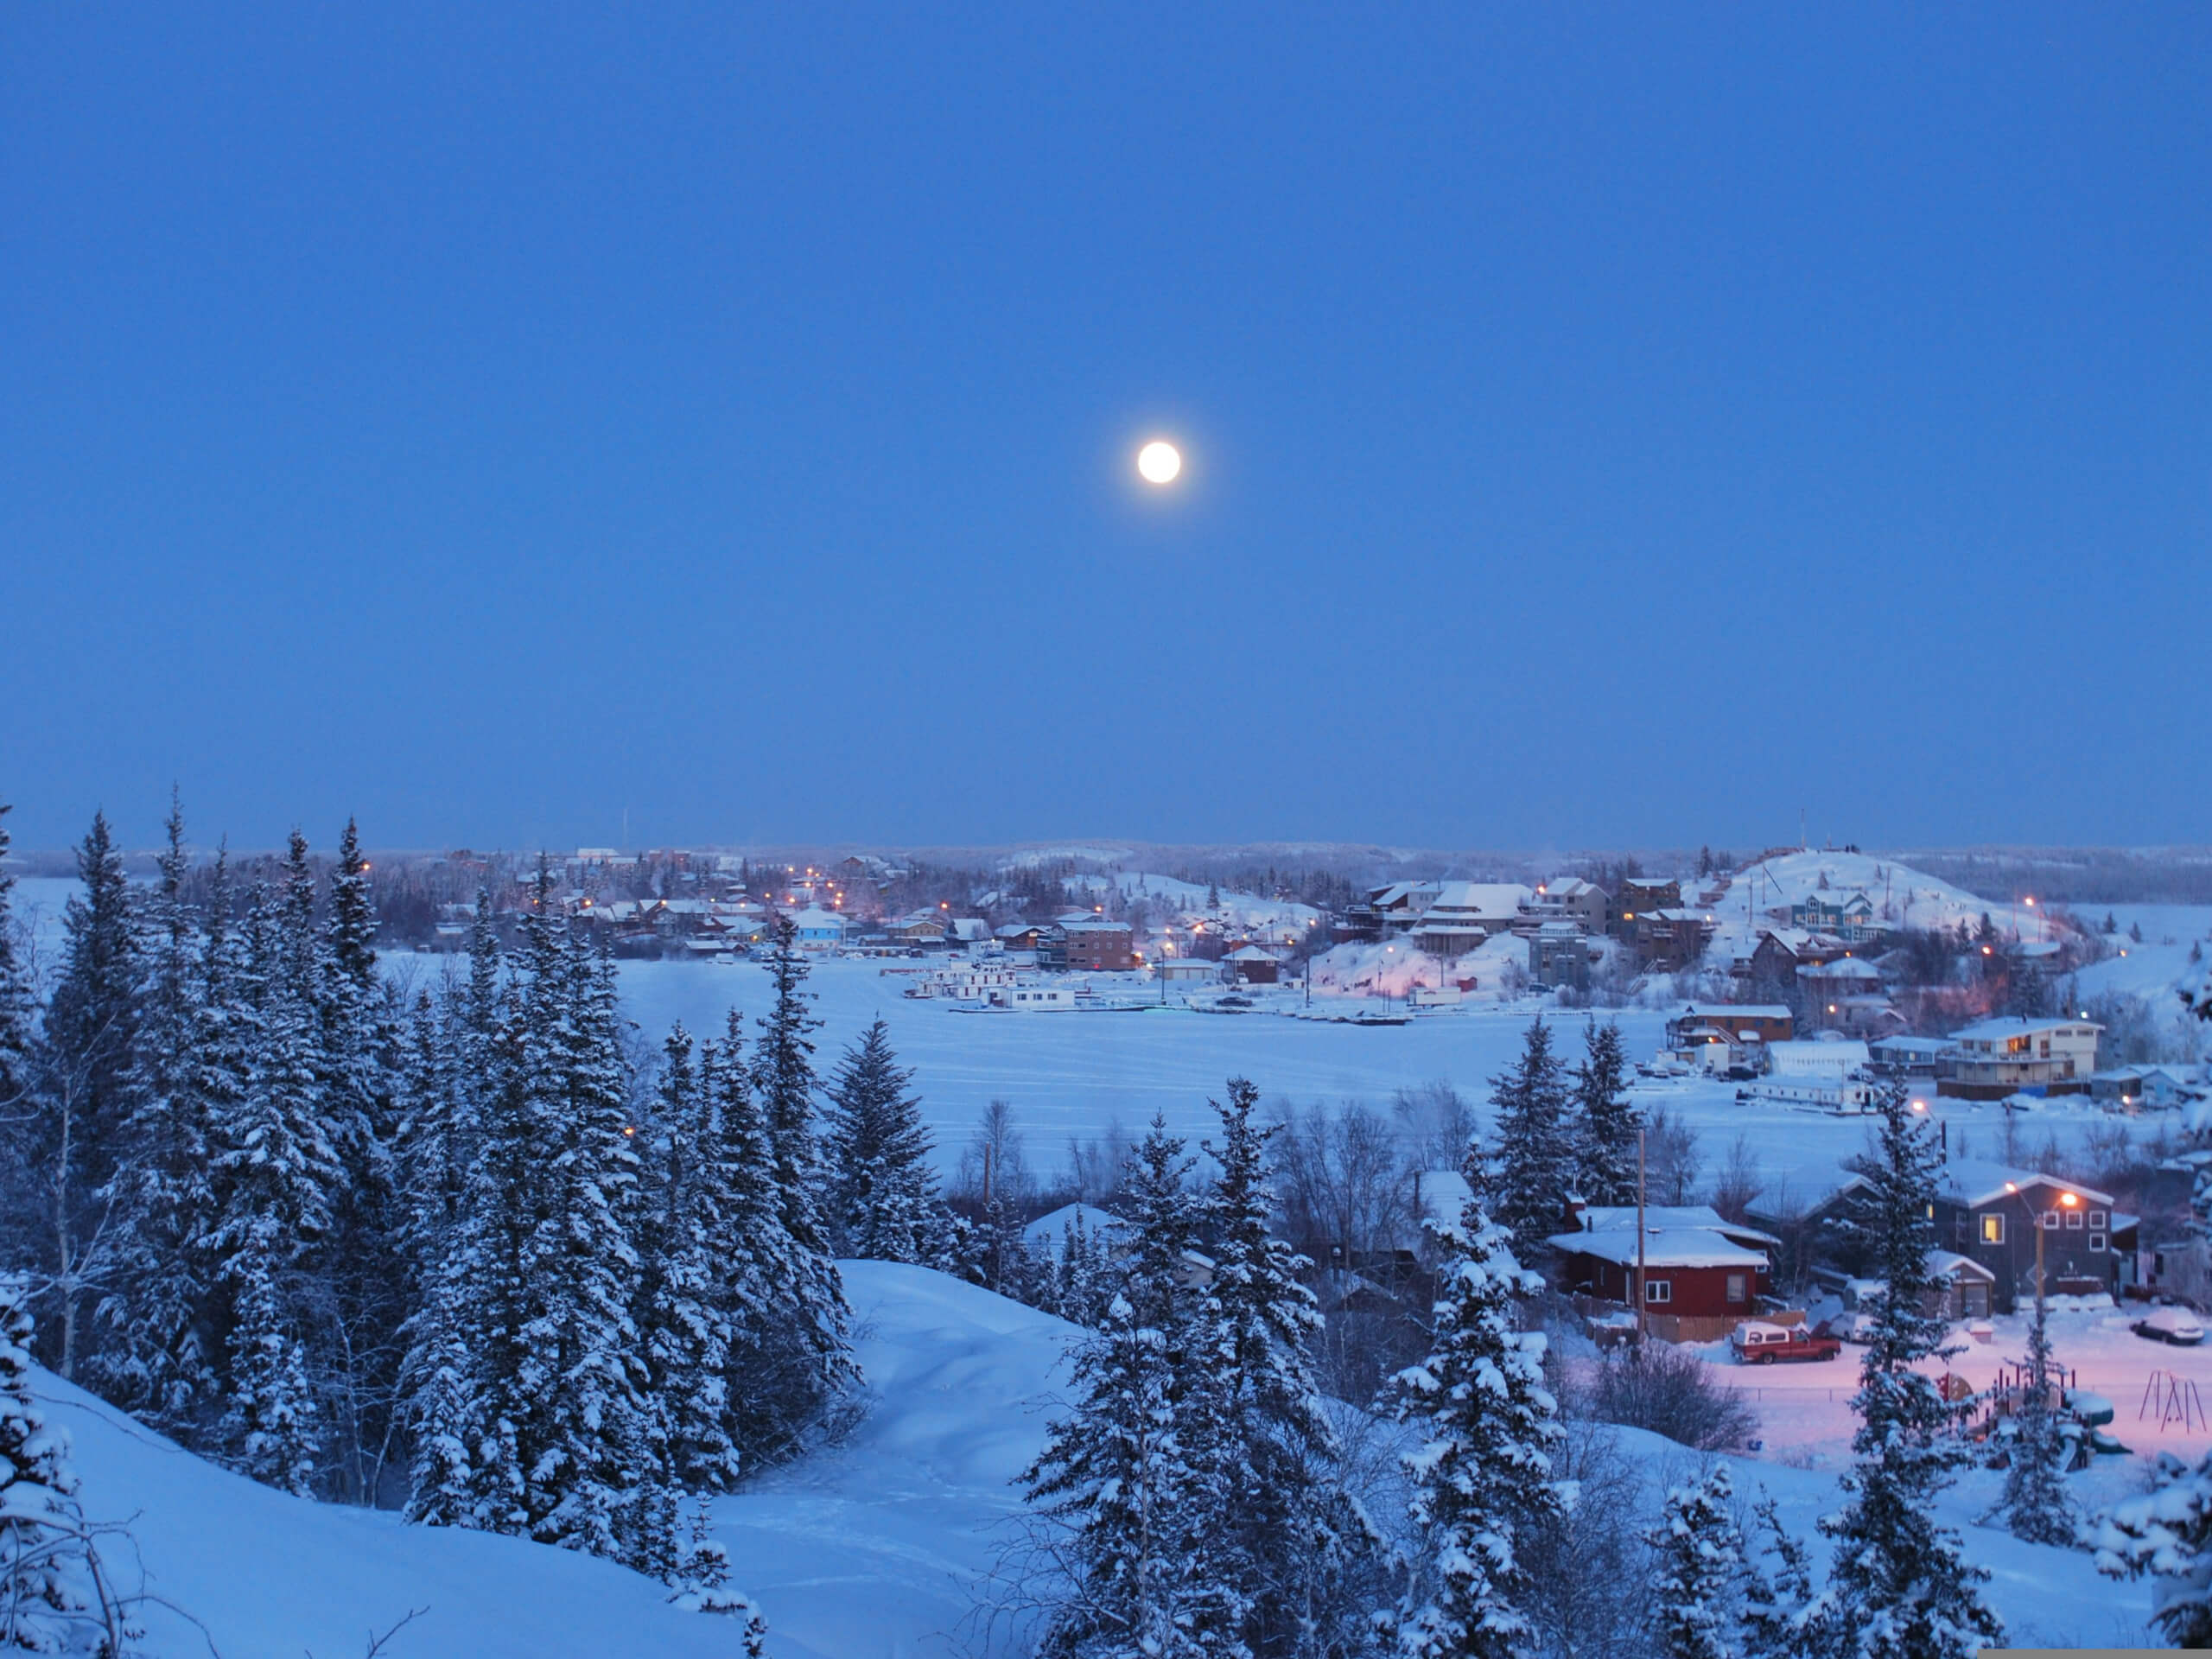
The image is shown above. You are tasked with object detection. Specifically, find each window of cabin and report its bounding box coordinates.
[2089,1234,2107,1253]
[1643,1279,1672,1305]
[1980,1214,2005,1245]
[2065,1210,2083,1230]
[2089,1211,2107,1230]
[1726,1273,1748,1304]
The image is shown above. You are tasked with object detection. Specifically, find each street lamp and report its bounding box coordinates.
[2003,1181,2080,1314]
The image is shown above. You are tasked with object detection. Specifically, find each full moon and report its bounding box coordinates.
[1136,440,1183,485]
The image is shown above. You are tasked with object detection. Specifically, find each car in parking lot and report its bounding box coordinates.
[2133,1306,2206,1346]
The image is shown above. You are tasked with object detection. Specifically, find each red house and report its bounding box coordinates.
[1548,1205,1780,1339]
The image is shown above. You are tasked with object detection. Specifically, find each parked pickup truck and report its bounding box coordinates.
[1731,1321,1842,1364]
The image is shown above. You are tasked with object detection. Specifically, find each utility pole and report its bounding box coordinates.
[1637,1127,1649,1344]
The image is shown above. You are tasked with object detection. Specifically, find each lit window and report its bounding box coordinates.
[1980,1214,2005,1245]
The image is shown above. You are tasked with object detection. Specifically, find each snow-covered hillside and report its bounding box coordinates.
[1068,870,1322,940]
[39,1259,2153,1653]
[43,1378,746,1657]
[1705,849,2057,962]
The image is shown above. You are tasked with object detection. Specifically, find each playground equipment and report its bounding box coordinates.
[2140,1369,2208,1435]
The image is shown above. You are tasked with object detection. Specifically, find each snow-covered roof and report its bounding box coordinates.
[788,907,848,931]
[1568,1205,1782,1249]
[1949,1015,2104,1042]
[1676,1002,1793,1021]
[1934,1158,2114,1210]
[1796,957,1883,981]
[1927,1250,1997,1284]
[1541,877,1599,899]
[1422,881,1533,921]
[1547,1228,1770,1270]
[1021,1202,1132,1252]
[1225,944,1281,962]
[1063,919,1131,934]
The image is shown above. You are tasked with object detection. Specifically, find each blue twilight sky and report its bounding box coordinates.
[3,6,2207,856]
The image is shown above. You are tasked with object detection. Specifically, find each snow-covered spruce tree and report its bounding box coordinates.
[696,1014,792,1468]
[90,795,220,1433]
[1739,1494,1815,1659]
[1647,1462,1746,1659]
[525,926,656,1563]
[0,800,33,1112]
[1385,1176,1567,1659]
[396,980,480,1530]
[1799,1081,2003,1659]
[638,1023,741,1494]
[1985,1286,2075,1547]
[315,819,411,1504]
[822,1017,944,1263]
[747,918,855,1456]
[1199,1077,1376,1659]
[22,811,141,1379]
[0,1274,128,1656]
[1569,1019,1639,1209]
[424,877,574,1536]
[212,857,343,1496]
[2095,1448,2212,1644]
[1024,1116,1220,1659]
[1484,1017,1573,1263]
[1055,1210,1111,1329]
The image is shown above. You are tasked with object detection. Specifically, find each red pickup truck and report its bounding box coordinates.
[1731,1321,1842,1364]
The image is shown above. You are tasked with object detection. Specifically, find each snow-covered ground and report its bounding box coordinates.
[39,1260,2156,1654]
[44,1375,748,1657]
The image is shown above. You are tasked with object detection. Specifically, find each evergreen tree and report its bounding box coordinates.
[0,1274,124,1655]
[212,866,342,1495]
[639,1023,741,1493]
[1024,1116,1217,1659]
[1647,1462,1746,1659]
[0,801,29,1108]
[821,1018,942,1262]
[92,795,219,1433]
[1485,1018,1572,1262]
[397,981,479,1530]
[1569,1019,1639,1209]
[747,919,855,1453]
[524,926,654,1562]
[26,811,140,1377]
[1055,1210,1110,1328]
[1740,1494,1815,1659]
[317,819,410,1504]
[700,1013,804,1464]
[1385,1178,1567,1659]
[2095,1448,2212,1645]
[1986,1290,2075,1547]
[437,876,569,1538]
[1801,1083,2003,1659]
[1198,1078,1374,1658]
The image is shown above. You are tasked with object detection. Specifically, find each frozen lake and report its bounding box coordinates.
[590,955,2127,1190]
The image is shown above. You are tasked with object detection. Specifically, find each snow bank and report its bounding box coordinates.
[40,1375,745,1657]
